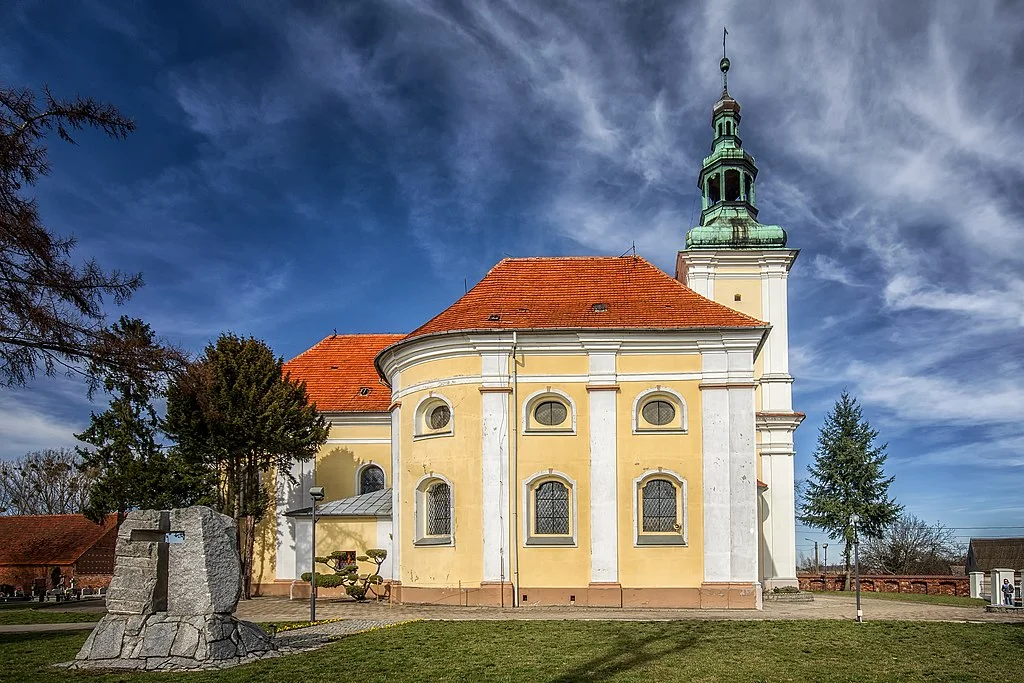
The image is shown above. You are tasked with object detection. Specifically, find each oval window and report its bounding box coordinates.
[642,399,676,426]
[534,400,568,426]
[429,404,451,430]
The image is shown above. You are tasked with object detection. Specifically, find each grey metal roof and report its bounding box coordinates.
[285,487,392,518]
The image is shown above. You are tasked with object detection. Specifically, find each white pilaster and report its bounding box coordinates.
[275,459,307,580]
[389,369,402,583]
[728,384,758,583]
[701,386,732,582]
[586,346,618,584]
[376,518,393,580]
[481,352,511,583]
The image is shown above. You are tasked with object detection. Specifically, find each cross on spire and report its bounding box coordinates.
[721,27,731,95]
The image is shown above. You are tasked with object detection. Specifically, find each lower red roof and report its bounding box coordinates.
[0,514,117,566]
[284,334,404,412]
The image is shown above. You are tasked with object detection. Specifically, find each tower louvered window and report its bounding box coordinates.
[642,479,677,532]
[426,482,451,535]
[360,465,385,494]
[534,481,569,535]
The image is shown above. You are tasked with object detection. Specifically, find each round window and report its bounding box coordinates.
[534,400,568,426]
[429,404,451,430]
[642,399,676,426]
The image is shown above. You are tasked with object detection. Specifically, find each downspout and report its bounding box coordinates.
[510,331,520,606]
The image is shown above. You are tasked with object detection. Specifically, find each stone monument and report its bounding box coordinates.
[72,506,277,671]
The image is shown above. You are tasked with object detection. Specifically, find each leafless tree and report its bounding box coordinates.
[860,513,963,575]
[0,448,96,515]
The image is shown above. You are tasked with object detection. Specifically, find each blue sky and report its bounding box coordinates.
[2,0,1022,557]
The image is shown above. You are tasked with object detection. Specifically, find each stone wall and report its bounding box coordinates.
[798,573,970,597]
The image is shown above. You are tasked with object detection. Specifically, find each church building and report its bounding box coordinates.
[255,57,803,609]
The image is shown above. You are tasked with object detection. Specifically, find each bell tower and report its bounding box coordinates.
[676,50,803,590]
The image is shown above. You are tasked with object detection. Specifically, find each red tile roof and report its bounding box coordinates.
[284,334,404,412]
[405,256,765,341]
[0,514,118,566]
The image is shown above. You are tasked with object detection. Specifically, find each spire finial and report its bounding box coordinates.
[720,27,730,94]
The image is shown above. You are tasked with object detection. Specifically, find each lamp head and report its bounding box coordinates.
[850,512,860,525]
[309,486,325,502]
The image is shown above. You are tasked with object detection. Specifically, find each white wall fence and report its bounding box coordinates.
[969,569,1022,606]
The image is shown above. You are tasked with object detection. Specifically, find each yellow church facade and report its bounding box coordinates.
[255,59,803,609]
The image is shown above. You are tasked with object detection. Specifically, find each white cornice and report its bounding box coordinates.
[324,412,392,426]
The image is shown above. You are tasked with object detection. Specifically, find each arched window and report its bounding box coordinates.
[642,479,677,532]
[426,482,451,535]
[724,169,741,201]
[359,464,385,495]
[633,388,687,433]
[634,472,687,545]
[708,175,721,204]
[725,121,732,135]
[523,390,575,433]
[415,475,454,545]
[523,472,576,546]
[535,481,569,535]
[413,394,454,439]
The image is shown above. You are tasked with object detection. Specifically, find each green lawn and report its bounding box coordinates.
[2,620,1022,682]
[0,609,103,625]
[814,591,988,608]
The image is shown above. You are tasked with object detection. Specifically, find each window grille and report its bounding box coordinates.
[642,479,677,532]
[360,465,385,494]
[426,482,451,535]
[534,481,569,535]
[429,404,451,430]
[534,400,568,426]
[642,399,676,426]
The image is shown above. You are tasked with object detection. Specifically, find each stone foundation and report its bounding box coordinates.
[71,613,276,671]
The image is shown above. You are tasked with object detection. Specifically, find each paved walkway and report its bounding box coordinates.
[3,594,1020,635]
[236,594,1024,624]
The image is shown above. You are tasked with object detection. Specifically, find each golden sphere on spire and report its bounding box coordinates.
[720,57,730,73]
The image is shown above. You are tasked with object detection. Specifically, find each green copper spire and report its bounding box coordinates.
[686,47,788,250]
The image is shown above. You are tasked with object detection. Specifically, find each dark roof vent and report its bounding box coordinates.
[359,387,371,396]
[488,314,501,321]
[330,365,339,370]
[592,303,608,312]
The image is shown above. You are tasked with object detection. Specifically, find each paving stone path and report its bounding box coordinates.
[236,593,1024,625]
[275,618,409,651]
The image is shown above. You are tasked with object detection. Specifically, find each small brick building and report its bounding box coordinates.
[0,514,118,595]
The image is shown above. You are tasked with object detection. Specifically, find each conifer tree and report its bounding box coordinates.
[798,391,902,582]
[164,334,328,599]
[76,317,206,522]
[1,84,182,388]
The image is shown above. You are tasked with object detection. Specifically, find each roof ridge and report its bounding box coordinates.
[285,333,406,366]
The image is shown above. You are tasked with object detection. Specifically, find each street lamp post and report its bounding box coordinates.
[850,513,862,623]
[309,486,325,622]
[822,543,828,575]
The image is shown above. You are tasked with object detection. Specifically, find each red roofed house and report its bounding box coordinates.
[0,515,118,596]
[258,58,804,609]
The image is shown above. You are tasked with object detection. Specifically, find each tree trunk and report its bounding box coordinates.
[843,544,852,591]
[240,514,255,600]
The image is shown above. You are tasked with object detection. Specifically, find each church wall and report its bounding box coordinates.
[616,379,704,589]
[398,373,484,589]
[518,353,588,377]
[316,441,391,503]
[315,517,381,575]
[399,354,481,389]
[616,353,702,375]
[514,379,591,590]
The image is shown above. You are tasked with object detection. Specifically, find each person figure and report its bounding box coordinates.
[1002,578,1015,606]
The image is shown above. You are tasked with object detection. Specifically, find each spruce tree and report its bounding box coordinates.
[164,334,328,599]
[76,317,207,522]
[798,391,902,582]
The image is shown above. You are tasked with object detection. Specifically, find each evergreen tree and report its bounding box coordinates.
[75,317,206,522]
[798,391,902,582]
[164,334,328,599]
